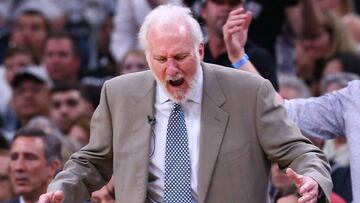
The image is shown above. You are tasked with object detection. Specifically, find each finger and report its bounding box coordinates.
[242,11,252,30]
[226,12,252,30]
[298,193,317,203]
[39,193,53,203]
[229,7,245,16]
[299,179,316,194]
[226,27,243,36]
[286,168,303,187]
[225,20,246,30]
[54,191,64,203]
[227,13,248,22]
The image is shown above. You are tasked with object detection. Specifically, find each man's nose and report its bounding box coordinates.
[12,158,26,171]
[166,59,179,76]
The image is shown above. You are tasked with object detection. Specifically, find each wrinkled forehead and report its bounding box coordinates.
[10,136,45,154]
[149,21,190,37]
[147,23,193,48]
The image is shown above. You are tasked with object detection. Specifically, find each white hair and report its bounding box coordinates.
[138,4,204,51]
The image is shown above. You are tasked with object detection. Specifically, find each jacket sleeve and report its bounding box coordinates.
[255,80,333,201]
[47,81,113,203]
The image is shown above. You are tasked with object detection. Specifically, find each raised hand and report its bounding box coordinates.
[286,168,319,203]
[38,191,64,203]
[223,7,252,63]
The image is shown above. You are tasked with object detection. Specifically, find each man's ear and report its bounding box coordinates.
[48,159,62,178]
[199,43,205,61]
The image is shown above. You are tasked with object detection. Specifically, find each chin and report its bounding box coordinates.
[166,87,188,104]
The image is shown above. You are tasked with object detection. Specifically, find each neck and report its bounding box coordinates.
[22,194,39,203]
[207,32,227,59]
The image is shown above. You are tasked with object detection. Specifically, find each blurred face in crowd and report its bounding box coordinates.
[11,79,50,124]
[11,13,47,55]
[299,29,331,60]
[121,52,148,74]
[0,154,14,201]
[9,136,56,200]
[279,86,301,100]
[68,125,89,146]
[201,0,241,36]
[146,23,204,103]
[322,58,342,76]
[51,90,90,133]
[4,53,34,83]
[43,38,80,82]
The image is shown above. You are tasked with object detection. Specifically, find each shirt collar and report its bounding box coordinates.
[156,65,203,104]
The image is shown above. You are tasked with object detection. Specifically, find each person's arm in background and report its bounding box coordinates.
[223,7,260,75]
[223,7,281,93]
[283,89,346,140]
[39,81,115,203]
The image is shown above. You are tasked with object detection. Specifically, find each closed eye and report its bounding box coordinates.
[153,56,167,63]
[174,53,189,61]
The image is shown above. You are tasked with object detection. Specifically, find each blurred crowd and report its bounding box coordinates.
[0,0,360,202]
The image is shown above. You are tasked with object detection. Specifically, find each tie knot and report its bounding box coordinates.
[173,103,182,111]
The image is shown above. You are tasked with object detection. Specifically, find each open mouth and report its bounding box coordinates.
[169,78,185,87]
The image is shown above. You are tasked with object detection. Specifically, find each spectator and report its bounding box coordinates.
[0,133,15,201]
[13,0,66,32]
[0,47,37,135]
[296,8,356,94]
[7,127,61,203]
[321,52,360,77]
[3,47,39,85]
[68,115,91,146]
[43,32,81,83]
[119,49,148,75]
[9,67,52,135]
[320,72,360,93]
[278,74,310,99]
[201,0,279,89]
[50,82,93,134]
[26,116,82,168]
[9,9,50,62]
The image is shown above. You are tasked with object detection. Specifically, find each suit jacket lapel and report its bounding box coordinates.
[198,63,229,203]
[127,71,156,202]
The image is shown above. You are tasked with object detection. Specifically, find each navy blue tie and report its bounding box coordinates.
[164,103,192,203]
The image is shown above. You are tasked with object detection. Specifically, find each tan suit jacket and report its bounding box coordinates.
[48,63,332,202]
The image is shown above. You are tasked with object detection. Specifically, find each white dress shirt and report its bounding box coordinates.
[147,67,203,202]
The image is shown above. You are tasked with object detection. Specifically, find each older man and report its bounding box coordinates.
[7,127,61,203]
[40,5,331,203]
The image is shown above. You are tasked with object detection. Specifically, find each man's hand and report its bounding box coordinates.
[286,168,319,203]
[38,191,64,203]
[223,7,252,63]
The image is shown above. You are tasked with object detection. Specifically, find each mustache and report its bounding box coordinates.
[165,73,185,82]
[14,173,29,180]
